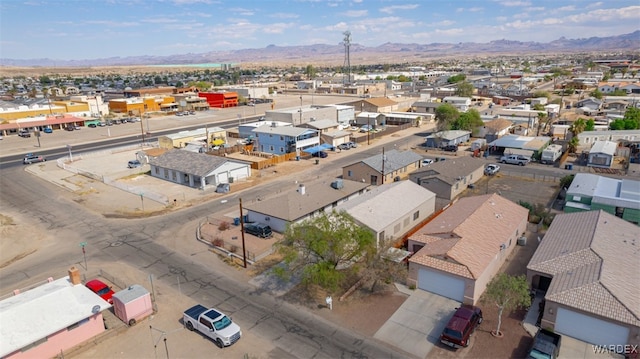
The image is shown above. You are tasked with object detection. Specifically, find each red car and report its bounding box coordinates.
[85,279,115,304]
[440,305,483,349]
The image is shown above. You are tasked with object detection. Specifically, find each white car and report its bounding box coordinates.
[484,164,500,175]
[422,158,434,166]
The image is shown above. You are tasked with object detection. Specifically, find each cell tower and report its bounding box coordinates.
[342,31,351,86]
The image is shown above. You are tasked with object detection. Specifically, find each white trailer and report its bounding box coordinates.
[541,144,563,164]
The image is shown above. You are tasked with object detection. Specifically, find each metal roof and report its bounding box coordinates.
[252,124,316,137]
[149,150,232,177]
[0,276,111,357]
[360,149,423,173]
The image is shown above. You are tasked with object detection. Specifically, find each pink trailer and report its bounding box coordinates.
[112,284,153,326]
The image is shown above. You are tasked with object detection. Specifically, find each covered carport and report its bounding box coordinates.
[301,143,334,154]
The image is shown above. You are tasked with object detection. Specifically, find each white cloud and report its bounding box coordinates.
[352,0,363,3]
[557,5,576,12]
[525,6,544,11]
[345,10,368,17]
[496,16,507,22]
[84,20,138,27]
[513,13,528,19]
[230,7,255,16]
[270,12,299,19]
[468,7,483,12]
[432,20,455,27]
[586,2,603,9]
[171,0,218,4]
[434,28,464,36]
[379,4,419,14]
[263,22,295,34]
[456,7,465,13]
[499,1,531,7]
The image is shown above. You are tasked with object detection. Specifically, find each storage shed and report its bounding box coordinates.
[112,285,154,326]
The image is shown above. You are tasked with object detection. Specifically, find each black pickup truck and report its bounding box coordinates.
[528,328,561,359]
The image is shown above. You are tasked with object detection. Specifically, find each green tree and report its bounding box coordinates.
[569,118,586,138]
[447,74,466,84]
[610,107,640,130]
[435,103,460,131]
[482,273,531,336]
[585,119,595,131]
[455,81,474,97]
[532,90,550,99]
[568,137,580,153]
[305,64,317,80]
[451,109,482,131]
[532,104,545,111]
[559,174,575,189]
[536,112,548,136]
[590,89,603,99]
[274,211,376,292]
[610,89,629,96]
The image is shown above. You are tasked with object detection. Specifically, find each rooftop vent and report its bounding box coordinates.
[331,179,344,189]
[297,184,306,195]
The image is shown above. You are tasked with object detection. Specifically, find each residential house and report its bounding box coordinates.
[575,97,602,112]
[478,118,513,141]
[320,130,352,149]
[334,180,436,247]
[342,149,423,185]
[411,101,441,114]
[424,130,471,148]
[577,129,640,147]
[587,140,617,168]
[527,211,640,348]
[243,178,370,233]
[529,97,548,106]
[108,96,175,114]
[265,106,337,126]
[620,82,640,94]
[355,111,384,127]
[564,173,639,224]
[149,150,251,189]
[383,112,434,126]
[442,96,471,112]
[492,96,512,106]
[237,121,292,140]
[409,156,485,209]
[345,98,399,113]
[252,125,320,155]
[299,119,340,134]
[0,268,111,359]
[407,194,528,304]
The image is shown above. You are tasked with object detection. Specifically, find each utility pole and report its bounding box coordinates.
[381,147,385,184]
[299,96,303,125]
[239,198,247,268]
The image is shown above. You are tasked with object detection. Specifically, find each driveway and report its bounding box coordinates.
[375,286,459,358]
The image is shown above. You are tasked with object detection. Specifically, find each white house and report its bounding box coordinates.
[442,96,471,112]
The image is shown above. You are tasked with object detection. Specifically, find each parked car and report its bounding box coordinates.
[215,183,230,193]
[527,328,562,359]
[244,223,273,238]
[23,153,46,164]
[18,129,31,137]
[65,126,74,131]
[127,160,142,168]
[346,141,357,149]
[73,125,82,130]
[85,279,115,304]
[422,158,434,166]
[88,123,97,128]
[442,144,458,152]
[440,305,483,349]
[98,122,107,127]
[183,304,242,348]
[43,127,53,133]
[484,164,500,175]
[313,151,328,158]
[338,143,351,150]
[500,154,530,166]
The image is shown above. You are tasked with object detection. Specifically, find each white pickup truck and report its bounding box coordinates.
[500,154,530,166]
[183,304,242,348]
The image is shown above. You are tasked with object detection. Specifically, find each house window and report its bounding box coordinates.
[404,217,410,227]
[155,167,159,174]
[348,170,352,177]
[164,169,169,178]
[413,211,419,220]
[394,223,401,233]
[270,145,274,151]
[455,183,459,190]
[172,171,177,181]
[280,136,284,140]
[280,147,284,153]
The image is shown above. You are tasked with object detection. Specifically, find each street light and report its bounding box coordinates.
[67,144,73,162]
[299,96,303,125]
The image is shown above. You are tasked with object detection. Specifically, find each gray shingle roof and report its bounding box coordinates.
[244,178,370,221]
[360,149,423,173]
[149,150,229,177]
[252,124,315,137]
[411,156,484,185]
[527,210,640,326]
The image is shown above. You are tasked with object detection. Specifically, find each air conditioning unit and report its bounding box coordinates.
[517,236,527,246]
[331,179,344,189]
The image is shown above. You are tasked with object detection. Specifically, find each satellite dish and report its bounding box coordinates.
[92,305,101,314]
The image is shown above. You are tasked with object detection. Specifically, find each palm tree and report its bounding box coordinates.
[569,118,586,138]
[536,112,547,136]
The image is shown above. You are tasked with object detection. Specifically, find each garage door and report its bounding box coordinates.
[417,268,465,302]
[217,172,229,184]
[555,308,629,346]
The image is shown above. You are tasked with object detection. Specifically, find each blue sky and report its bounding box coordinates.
[0,0,638,61]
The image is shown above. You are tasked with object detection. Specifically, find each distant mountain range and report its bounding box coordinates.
[2,31,639,68]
